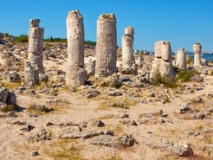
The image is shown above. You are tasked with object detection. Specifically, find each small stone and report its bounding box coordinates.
[92,120,105,127]
[46,122,54,126]
[31,151,39,157]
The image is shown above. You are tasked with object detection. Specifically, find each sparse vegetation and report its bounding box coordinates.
[0,104,16,112]
[209,70,213,76]
[44,139,84,160]
[150,72,176,88]
[3,33,10,37]
[176,69,196,82]
[14,34,28,43]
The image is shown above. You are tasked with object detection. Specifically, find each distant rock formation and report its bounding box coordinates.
[176,48,186,70]
[193,43,202,67]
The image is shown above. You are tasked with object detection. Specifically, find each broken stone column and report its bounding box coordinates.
[193,43,202,67]
[160,41,175,80]
[25,61,39,86]
[95,13,117,77]
[176,48,186,70]
[65,10,87,88]
[150,41,164,79]
[122,26,135,69]
[150,41,175,81]
[28,19,44,72]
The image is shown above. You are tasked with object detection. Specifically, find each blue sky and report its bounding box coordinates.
[0,0,213,51]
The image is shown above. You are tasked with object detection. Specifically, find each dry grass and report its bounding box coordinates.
[0,81,21,90]
[44,139,85,160]
[96,96,137,111]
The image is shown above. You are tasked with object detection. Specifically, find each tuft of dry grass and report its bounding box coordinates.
[44,139,85,160]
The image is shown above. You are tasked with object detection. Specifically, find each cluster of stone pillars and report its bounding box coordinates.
[25,10,204,87]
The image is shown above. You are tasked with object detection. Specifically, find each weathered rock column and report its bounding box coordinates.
[66,10,87,88]
[193,43,202,67]
[150,41,175,81]
[28,19,44,72]
[150,41,164,79]
[176,48,186,70]
[137,53,143,69]
[122,26,135,69]
[85,59,96,76]
[25,61,39,86]
[160,41,175,80]
[95,13,117,77]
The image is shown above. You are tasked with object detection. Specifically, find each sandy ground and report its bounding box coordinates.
[0,50,213,160]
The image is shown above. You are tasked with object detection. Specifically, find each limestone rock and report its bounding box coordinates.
[27,128,51,142]
[66,10,87,88]
[28,19,44,72]
[85,59,95,76]
[0,87,17,112]
[95,13,117,77]
[3,71,21,83]
[176,48,186,70]
[150,41,175,82]
[25,61,39,86]
[122,26,136,70]
[193,43,202,67]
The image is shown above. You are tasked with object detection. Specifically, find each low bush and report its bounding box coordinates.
[176,69,196,82]
[150,72,176,88]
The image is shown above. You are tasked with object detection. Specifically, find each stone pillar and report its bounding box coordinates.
[95,13,117,77]
[150,41,164,79]
[66,10,87,88]
[176,48,186,70]
[122,26,135,69]
[28,19,44,72]
[193,43,202,67]
[150,41,174,81]
[160,41,175,79]
[25,61,39,86]
[85,59,96,76]
[137,53,143,69]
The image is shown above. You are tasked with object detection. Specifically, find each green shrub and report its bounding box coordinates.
[84,40,96,46]
[150,72,176,88]
[14,34,28,43]
[4,33,10,37]
[176,69,196,82]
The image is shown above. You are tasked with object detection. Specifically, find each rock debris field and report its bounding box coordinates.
[0,10,213,160]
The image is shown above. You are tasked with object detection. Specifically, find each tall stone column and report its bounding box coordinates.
[160,41,175,80]
[176,48,186,70]
[193,43,202,67]
[137,53,143,69]
[28,19,44,72]
[150,41,174,82]
[95,13,117,77]
[150,41,164,79]
[66,10,87,88]
[122,26,135,69]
